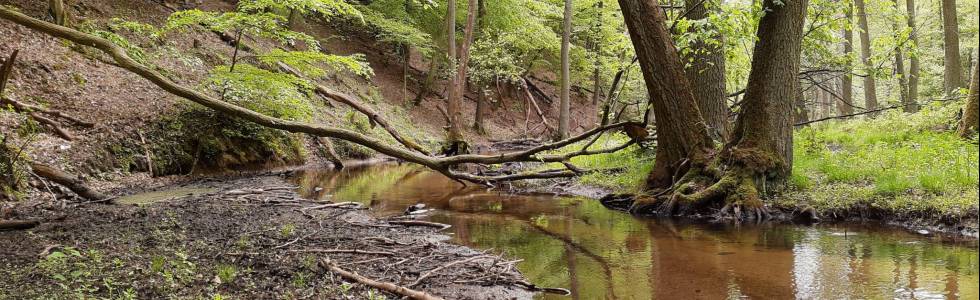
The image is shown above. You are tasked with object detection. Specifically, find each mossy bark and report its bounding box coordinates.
[628,0,807,219]
[958,62,979,138]
[619,0,714,189]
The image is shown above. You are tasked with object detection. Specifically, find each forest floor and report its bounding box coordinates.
[0,173,537,299]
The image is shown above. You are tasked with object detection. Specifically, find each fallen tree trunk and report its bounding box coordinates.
[0,219,39,231]
[0,7,632,185]
[30,162,107,201]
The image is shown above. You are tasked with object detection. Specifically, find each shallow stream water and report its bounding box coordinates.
[289,164,978,299]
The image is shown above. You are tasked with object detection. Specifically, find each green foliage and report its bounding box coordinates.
[77,21,150,64]
[207,64,314,121]
[259,49,373,78]
[360,9,435,56]
[238,0,362,20]
[215,264,238,284]
[37,247,137,299]
[790,104,979,216]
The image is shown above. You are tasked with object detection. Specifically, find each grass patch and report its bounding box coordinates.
[788,104,978,218]
[555,103,977,221]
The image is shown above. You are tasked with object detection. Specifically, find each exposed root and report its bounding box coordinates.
[626,166,771,221]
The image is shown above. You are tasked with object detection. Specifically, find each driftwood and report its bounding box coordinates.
[319,257,445,300]
[30,162,107,201]
[387,220,452,230]
[0,219,39,231]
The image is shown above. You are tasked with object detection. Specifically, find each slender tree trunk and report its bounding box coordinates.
[840,2,855,115]
[905,0,921,110]
[891,1,912,112]
[683,0,729,141]
[472,0,488,134]
[445,0,465,145]
[941,0,965,95]
[855,0,878,115]
[957,62,979,137]
[727,0,808,178]
[48,0,67,26]
[618,0,714,189]
[558,0,573,139]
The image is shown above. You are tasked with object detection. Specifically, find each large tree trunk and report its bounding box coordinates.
[891,2,912,112]
[958,62,979,137]
[623,0,808,218]
[683,0,729,141]
[558,0,573,139]
[905,0,921,110]
[728,0,807,177]
[839,2,855,115]
[855,0,878,115]
[618,0,714,190]
[941,0,965,95]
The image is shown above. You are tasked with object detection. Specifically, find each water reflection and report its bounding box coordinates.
[290,164,979,299]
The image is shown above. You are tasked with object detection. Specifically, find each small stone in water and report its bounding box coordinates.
[916,229,930,235]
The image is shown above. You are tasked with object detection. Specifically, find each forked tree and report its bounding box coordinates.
[620,0,807,219]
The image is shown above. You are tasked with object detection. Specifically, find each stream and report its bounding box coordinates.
[288,163,978,299]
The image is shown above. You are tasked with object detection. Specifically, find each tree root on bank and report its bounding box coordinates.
[607,166,772,221]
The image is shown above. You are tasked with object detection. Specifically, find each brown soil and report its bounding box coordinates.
[0,174,534,299]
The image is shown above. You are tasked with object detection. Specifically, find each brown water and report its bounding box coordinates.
[289,164,979,299]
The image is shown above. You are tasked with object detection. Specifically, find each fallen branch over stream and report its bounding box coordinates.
[0,8,635,186]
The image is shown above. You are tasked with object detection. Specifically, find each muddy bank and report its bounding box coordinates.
[0,175,537,299]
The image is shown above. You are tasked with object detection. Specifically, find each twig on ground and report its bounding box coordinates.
[319,257,446,300]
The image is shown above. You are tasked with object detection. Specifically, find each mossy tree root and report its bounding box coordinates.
[629,166,769,221]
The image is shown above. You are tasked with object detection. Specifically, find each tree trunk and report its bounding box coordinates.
[48,0,67,26]
[558,0,573,139]
[855,0,878,115]
[683,0,729,141]
[891,0,913,112]
[444,0,465,146]
[905,0,921,110]
[941,0,965,95]
[957,62,979,137]
[472,0,487,134]
[794,81,809,124]
[727,0,807,178]
[839,2,855,115]
[30,162,108,201]
[618,0,714,190]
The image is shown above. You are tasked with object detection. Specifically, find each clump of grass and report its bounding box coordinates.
[789,104,979,217]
